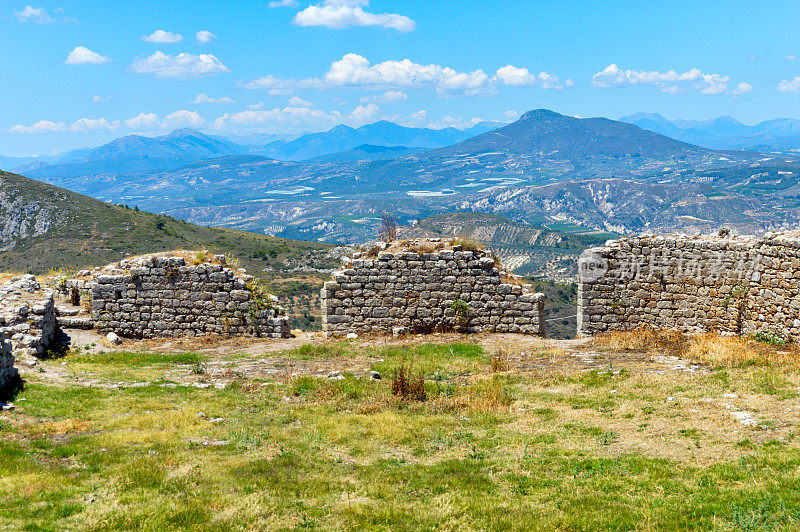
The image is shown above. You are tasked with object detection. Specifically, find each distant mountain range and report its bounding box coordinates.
[620,113,800,151]
[3,120,504,177]
[7,108,800,253]
[248,120,502,161]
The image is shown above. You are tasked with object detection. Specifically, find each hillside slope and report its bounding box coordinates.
[0,171,333,275]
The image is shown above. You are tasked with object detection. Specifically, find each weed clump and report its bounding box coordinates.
[392,364,426,401]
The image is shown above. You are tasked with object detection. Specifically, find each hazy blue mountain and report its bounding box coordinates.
[251,120,503,161]
[21,129,248,179]
[434,109,703,159]
[305,144,426,162]
[620,113,800,151]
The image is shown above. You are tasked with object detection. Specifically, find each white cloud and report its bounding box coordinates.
[124,113,161,130]
[243,53,488,95]
[162,110,206,129]
[494,65,570,89]
[592,64,749,95]
[15,5,75,23]
[349,103,380,123]
[504,110,519,119]
[426,115,483,130]
[65,46,110,65]
[141,30,184,44]
[193,93,235,104]
[130,51,230,79]
[268,0,299,6]
[293,0,415,32]
[778,77,800,93]
[288,96,314,107]
[9,120,66,134]
[360,90,407,103]
[91,95,112,103]
[196,30,216,44]
[68,117,120,133]
[786,55,798,61]
[248,103,265,110]
[730,82,753,95]
[210,102,385,133]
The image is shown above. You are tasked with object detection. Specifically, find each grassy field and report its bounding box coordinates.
[4,334,800,530]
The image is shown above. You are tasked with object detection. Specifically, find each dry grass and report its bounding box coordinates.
[685,333,800,367]
[594,327,800,368]
[593,326,687,356]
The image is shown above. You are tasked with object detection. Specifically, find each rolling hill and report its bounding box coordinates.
[0,170,333,275]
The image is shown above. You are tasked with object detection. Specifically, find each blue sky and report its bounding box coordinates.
[2,0,800,156]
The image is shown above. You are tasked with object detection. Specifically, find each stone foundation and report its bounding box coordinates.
[90,254,289,339]
[321,241,545,337]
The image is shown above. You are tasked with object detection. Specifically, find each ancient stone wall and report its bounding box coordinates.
[0,275,57,359]
[577,231,800,340]
[321,243,545,337]
[90,255,289,339]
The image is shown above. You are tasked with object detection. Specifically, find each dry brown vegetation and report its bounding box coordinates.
[593,326,800,367]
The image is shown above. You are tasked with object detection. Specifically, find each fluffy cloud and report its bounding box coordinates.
[426,115,484,130]
[162,110,206,129]
[243,53,488,95]
[494,65,572,89]
[193,93,235,104]
[91,95,112,103]
[65,46,110,65]
[243,54,568,97]
[268,0,299,6]
[288,96,314,107]
[68,118,120,133]
[130,52,230,79]
[592,64,749,95]
[196,30,216,44]
[504,110,519,119]
[141,30,184,43]
[9,120,66,134]
[15,5,75,23]
[787,55,798,61]
[360,90,408,103]
[124,113,161,130]
[211,102,384,132]
[778,77,800,93]
[293,0,415,32]
[8,120,67,133]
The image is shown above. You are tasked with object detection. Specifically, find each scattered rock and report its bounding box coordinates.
[370,371,381,380]
[731,411,758,427]
[346,332,359,340]
[106,332,121,345]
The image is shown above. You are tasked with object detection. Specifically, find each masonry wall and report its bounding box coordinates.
[91,255,289,339]
[321,246,545,337]
[0,335,15,391]
[577,231,800,340]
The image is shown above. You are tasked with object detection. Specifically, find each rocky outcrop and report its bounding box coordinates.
[0,179,57,249]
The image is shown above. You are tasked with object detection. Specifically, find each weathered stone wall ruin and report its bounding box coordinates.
[0,275,58,390]
[321,243,545,337]
[577,231,800,340]
[90,255,289,339]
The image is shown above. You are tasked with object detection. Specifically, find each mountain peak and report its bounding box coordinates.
[519,109,564,121]
[163,128,205,139]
